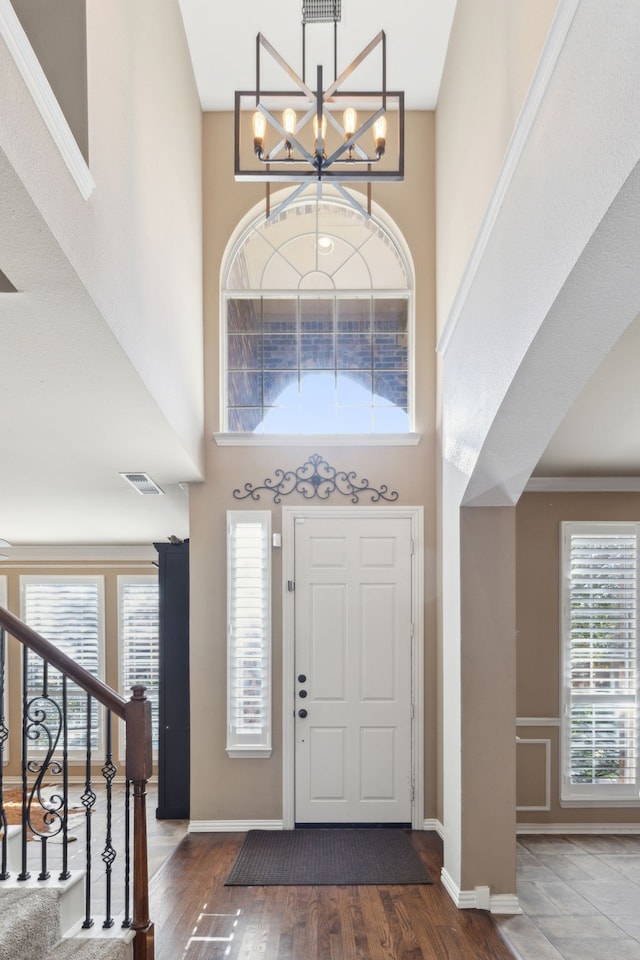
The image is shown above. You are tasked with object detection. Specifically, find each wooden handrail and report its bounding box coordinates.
[0,606,126,719]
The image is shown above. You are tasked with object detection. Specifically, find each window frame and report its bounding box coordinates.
[560,521,640,806]
[226,510,272,758]
[117,574,159,760]
[20,574,106,756]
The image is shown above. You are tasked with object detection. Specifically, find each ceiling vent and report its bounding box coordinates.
[302,0,341,23]
[120,472,164,496]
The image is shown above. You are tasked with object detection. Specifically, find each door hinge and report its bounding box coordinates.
[410,622,415,639]
[411,783,415,802]
[410,703,415,719]
[410,538,415,555]
[288,580,296,592]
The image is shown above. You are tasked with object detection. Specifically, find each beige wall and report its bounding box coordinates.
[516,492,640,824]
[435,0,559,333]
[189,111,437,823]
[11,0,88,160]
[1,557,157,778]
[460,505,516,892]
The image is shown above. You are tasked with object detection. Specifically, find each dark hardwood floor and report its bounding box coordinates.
[150,830,516,959]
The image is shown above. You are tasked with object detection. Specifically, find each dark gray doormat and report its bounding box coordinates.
[225,829,433,886]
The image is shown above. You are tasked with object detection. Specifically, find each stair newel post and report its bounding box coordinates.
[0,625,8,880]
[126,684,154,960]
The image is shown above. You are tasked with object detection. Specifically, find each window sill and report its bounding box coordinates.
[226,747,273,759]
[214,433,421,447]
[560,798,640,808]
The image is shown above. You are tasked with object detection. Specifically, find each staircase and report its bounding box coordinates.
[0,607,155,960]
[0,886,132,960]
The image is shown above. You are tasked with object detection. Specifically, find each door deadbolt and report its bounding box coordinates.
[298,708,308,718]
[298,674,307,683]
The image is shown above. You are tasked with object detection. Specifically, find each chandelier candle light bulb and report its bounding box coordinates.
[343,107,358,158]
[283,107,297,158]
[313,112,328,158]
[374,115,387,157]
[252,110,267,156]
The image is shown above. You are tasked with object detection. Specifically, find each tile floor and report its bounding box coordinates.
[497,835,640,960]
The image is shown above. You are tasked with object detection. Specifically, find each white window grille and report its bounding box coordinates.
[118,576,159,753]
[561,523,639,804]
[227,511,272,757]
[21,576,104,752]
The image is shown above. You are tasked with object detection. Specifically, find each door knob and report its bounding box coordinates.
[298,708,308,718]
[298,674,307,683]
[299,689,308,698]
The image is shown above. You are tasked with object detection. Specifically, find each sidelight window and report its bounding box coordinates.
[227,511,272,757]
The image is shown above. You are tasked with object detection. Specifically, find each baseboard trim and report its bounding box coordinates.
[440,869,521,914]
[423,818,445,839]
[518,822,640,835]
[490,894,522,915]
[188,819,284,833]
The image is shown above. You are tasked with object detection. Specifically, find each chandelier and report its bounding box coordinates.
[234,0,404,219]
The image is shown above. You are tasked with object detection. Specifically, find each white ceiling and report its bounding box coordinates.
[178,0,458,111]
[0,148,195,547]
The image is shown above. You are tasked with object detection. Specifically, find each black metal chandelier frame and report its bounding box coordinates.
[234,24,404,219]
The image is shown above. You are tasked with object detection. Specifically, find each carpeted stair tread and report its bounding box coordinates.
[0,888,131,960]
[0,888,61,960]
[46,938,132,960]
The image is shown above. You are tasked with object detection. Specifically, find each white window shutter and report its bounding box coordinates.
[227,511,272,757]
[21,576,104,752]
[561,524,639,803]
[119,576,159,750]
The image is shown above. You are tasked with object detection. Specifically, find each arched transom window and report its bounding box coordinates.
[222,195,413,435]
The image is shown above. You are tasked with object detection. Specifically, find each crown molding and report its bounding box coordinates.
[525,477,640,493]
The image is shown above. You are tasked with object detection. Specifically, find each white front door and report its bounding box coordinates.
[293,514,413,824]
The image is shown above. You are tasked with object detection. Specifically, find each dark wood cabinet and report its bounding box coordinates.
[154,540,190,819]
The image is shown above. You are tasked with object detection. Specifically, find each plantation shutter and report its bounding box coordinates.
[21,577,103,750]
[119,577,159,750]
[562,525,639,801]
[226,511,272,757]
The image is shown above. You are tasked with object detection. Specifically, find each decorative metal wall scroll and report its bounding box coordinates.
[233,453,399,504]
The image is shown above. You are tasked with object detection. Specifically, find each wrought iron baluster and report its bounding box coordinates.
[0,625,8,880]
[101,710,117,928]
[18,644,29,881]
[59,674,70,881]
[21,658,64,884]
[81,693,96,929]
[37,660,50,881]
[122,777,131,928]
